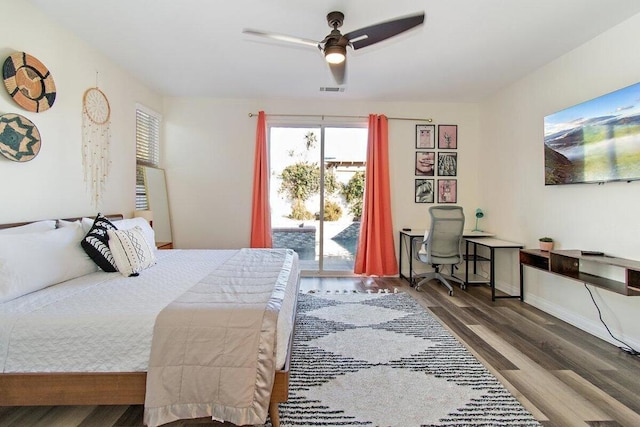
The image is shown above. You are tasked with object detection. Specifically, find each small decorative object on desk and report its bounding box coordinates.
[581,250,605,256]
[473,208,484,231]
[539,237,554,252]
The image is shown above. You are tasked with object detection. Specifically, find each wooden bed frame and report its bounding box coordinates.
[0,215,298,427]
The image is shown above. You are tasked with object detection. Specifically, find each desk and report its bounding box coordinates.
[460,237,524,301]
[398,229,494,285]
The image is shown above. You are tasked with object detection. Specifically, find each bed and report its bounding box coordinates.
[0,214,300,427]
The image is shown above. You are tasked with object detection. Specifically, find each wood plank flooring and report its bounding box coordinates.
[404,277,640,427]
[1,276,639,426]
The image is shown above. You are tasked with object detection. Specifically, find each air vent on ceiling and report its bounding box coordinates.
[320,87,345,92]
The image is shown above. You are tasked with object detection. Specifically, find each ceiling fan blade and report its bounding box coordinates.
[328,58,346,85]
[242,29,320,48]
[344,12,425,50]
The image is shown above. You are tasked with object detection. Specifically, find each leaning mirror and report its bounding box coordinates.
[141,166,172,244]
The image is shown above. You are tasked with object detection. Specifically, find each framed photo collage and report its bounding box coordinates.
[414,124,458,204]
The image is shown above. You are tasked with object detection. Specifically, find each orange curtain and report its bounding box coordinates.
[250,111,272,248]
[354,114,398,276]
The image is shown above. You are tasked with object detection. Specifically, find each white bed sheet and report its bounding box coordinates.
[0,249,299,373]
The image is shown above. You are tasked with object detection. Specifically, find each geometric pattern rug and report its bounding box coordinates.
[268,291,541,427]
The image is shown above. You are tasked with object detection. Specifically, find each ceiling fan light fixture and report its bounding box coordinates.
[324,45,346,64]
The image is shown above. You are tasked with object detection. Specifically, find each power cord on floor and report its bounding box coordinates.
[584,283,640,356]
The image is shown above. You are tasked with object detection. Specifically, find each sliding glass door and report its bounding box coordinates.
[269,125,367,274]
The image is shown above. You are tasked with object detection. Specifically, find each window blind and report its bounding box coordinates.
[136,108,161,167]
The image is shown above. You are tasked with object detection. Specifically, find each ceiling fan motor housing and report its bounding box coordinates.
[326,11,344,29]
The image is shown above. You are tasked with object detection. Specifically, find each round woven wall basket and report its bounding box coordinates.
[0,113,42,162]
[2,52,56,112]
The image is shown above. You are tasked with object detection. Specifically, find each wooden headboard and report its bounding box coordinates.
[0,214,124,230]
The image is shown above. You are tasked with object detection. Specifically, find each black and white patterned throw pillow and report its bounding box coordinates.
[108,226,157,277]
[81,213,118,272]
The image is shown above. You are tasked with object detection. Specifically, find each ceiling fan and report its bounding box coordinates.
[243,11,425,85]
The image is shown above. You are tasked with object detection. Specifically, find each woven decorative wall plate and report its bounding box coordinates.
[2,52,56,112]
[0,113,42,162]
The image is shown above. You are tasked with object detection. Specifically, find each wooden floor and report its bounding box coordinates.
[2,276,640,426]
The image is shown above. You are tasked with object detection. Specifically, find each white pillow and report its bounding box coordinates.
[81,217,94,234]
[0,223,99,303]
[58,217,104,234]
[113,217,156,248]
[60,217,102,234]
[56,219,81,229]
[0,220,56,235]
[107,226,157,277]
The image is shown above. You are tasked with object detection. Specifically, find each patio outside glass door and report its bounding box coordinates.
[269,125,367,274]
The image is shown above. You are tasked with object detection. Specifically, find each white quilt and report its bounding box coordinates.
[0,249,299,373]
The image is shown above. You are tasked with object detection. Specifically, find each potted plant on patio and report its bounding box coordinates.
[539,237,554,252]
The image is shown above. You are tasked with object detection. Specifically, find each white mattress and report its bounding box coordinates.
[0,249,299,373]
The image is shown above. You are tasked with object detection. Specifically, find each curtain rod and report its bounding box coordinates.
[248,112,433,122]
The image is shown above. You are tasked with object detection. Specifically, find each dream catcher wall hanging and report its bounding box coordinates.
[82,86,111,208]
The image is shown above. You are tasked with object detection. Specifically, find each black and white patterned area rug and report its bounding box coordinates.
[270,291,541,427]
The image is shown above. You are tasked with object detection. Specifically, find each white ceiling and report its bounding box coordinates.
[29,0,640,102]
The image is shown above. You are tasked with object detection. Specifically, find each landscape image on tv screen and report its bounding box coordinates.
[544,81,640,185]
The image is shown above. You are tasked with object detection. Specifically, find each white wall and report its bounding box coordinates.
[479,13,640,349]
[0,2,162,223]
[163,98,480,249]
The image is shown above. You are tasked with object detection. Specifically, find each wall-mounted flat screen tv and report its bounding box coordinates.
[544,81,640,185]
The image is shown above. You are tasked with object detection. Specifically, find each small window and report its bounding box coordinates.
[135,104,161,210]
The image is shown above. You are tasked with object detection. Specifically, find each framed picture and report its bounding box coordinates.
[437,179,457,203]
[437,152,457,176]
[415,179,434,203]
[415,124,435,149]
[438,124,458,149]
[415,151,435,176]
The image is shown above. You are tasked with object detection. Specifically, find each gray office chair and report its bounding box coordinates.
[413,206,465,296]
